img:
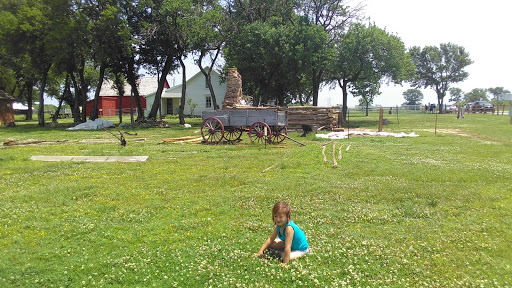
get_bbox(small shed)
[0,90,16,127]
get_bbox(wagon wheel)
[248,121,272,144]
[224,126,243,143]
[201,117,224,144]
[271,126,288,144]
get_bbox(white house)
[145,68,226,117]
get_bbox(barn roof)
[98,77,169,97]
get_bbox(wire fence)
[99,108,140,117]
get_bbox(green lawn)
[1,111,511,287]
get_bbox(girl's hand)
[253,252,263,258]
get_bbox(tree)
[192,0,226,110]
[448,87,464,103]
[402,89,423,105]
[1,0,57,126]
[409,43,473,113]
[488,87,510,115]
[87,2,136,121]
[141,0,192,121]
[297,0,363,106]
[224,16,330,106]
[464,88,488,102]
[351,78,380,116]
[329,23,413,123]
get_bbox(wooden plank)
[30,156,149,162]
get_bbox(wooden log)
[281,134,306,146]
[160,136,200,143]
[332,143,337,167]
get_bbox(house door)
[166,99,173,115]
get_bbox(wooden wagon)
[201,110,287,144]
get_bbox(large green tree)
[448,87,464,103]
[1,0,55,126]
[409,43,473,113]
[329,23,413,123]
[224,16,330,106]
[464,88,488,102]
[402,88,423,105]
[351,77,381,116]
[296,0,363,106]
[141,0,191,121]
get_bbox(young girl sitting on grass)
[254,201,309,264]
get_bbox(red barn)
[85,77,169,117]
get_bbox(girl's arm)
[255,227,278,257]
[281,226,295,264]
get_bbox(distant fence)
[47,109,72,118]
[100,108,140,117]
[350,105,424,113]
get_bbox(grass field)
[1,111,511,287]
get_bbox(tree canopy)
[3,0,492,128]
[409,43,473,113]
[402,88,423,105]
[448,87,464,103]
[224,16,331,106]
[328,23,414,123]
[464,88,488,102]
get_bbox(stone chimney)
[222,67,243,109]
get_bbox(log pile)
[286,106,337,130]
[228,106,338,130]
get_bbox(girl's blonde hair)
[272,201,291,225]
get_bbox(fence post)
[378,108,383,132]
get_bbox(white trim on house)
[145,68,226,117]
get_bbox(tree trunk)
[38,64,52,127]
[148,57,173,120]
[338,78,349,124]
[90,63,106,120]
[115,73,124,124]
[178,57,187,125]
[69,72,82,124]
[127,57,145,121]
[52,74,70,123]
[198,48,221,110]
[78,64,88,123]
[312,68,322,106]
[130,89,134,124]
[438,96,444,114]
[25,82,33,120]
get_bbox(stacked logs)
[286,106,337,130]
[229,106,338,130]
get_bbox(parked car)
[445,105,458,113]
[471,101,494,113]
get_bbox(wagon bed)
[201,109,288,144]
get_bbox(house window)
[206,96,212,108]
